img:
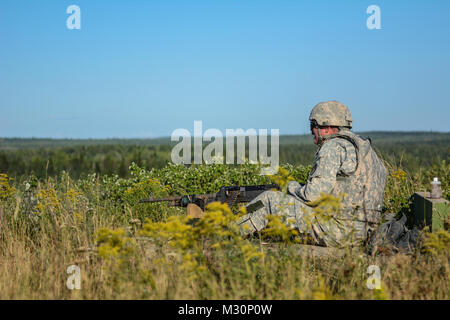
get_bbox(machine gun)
[139,184,280,218]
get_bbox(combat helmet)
[309,101,353,128]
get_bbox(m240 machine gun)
[139,184,280,218]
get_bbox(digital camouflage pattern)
[237,128,387,247]
[309,101,353,128]
[288,130,358,205]
[237,189,370,247]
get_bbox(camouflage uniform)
[237,102,387,247]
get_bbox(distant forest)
[0,131,448,179]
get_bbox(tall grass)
[0,162,448,299]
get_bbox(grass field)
[0,134,448,299]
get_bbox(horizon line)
[1,130,449,141]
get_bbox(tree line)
[0,140,447,179]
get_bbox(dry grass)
[0,162,448,300]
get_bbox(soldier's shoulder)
[322,136,355,151]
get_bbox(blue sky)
[1,0,449,138]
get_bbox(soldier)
[237,101,387,247]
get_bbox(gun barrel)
[139,193,217,206]
[139,196,181,203]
